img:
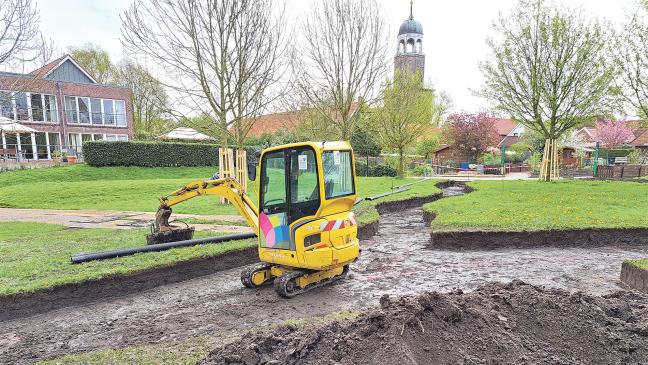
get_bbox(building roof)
[159,127,215,141]
[398,1,423,35]
[29,54,98,84]
[498,135,521,148]
[243,102,361,137]
[245,110,302,138]
[29,54,68,78]
[399,18,423,35]
[490,118,518,136]
[632,128,648,147]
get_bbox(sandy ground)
[0,208,251,233]
[1,186,646,363]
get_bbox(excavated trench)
[2,183,648,364]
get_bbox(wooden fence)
[596,165,648,179]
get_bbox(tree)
[121,0,287,149]
[594,119,635,148]
[351,123,381,167]
[0,0,42,69]
[117,61,170,138]
[0,0,53,98]
[371,71,433,177]
[416,136,440,160]
[443,112,500,163]
[68,43,117,84]
[292,0,389,140]
[479,0,615,179]
[613,5,648,118]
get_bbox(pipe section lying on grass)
[70,232,257,264]
[365,187,410,201]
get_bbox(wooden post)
[219,147,234,204]
[235,149,247,193]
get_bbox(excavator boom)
[148,177,258,245]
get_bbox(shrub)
[627,149,646,165]
[84,141,220,167]
[479,152,500,165]
[355,161,397,177]
[411,165,433,176]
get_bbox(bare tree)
[0,0,42,69]
[479,0,615,180]
[292,0,389,140]
[117,60,170,138]
[614,5,648,118]
[121,0,287,148]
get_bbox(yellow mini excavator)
[150,141,360,298]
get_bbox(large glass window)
[322,150,354,199]
[261,150,286,209]
[31,93,43,121]
[114,100,126,126]
[103,99,114,125]
[78,97,90,124]
[65,96,77,123]
[91,98,102,124]
[44,95,57,122]
[0,91,13,119]
[35,132,47,159]
[48,132,61,155]
[14,93,28,120]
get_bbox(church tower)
[394,1,424,78]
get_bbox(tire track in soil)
[2,185,648,364]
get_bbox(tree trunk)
[398,147,405,177]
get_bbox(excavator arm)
[149,177,259,244]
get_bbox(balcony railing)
[0,107,59,123]
[65,110,127,127]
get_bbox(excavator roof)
[262,141,352,154]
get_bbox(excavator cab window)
[322,150,355,199]
[260,146,321,226]
[288,148,319,222]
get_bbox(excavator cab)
[152,141,359,297]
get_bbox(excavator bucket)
[146,206,195,245]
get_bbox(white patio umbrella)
[0,117,37,133]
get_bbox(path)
[1,186,646,363]
[0,208,251,233]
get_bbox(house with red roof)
[0,54,133,160]
[432,117,525,165]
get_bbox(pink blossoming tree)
[443,112,501,162]
[594,119,635,148]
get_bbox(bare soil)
[2,183,648,364]
[427,227,648,250]
[0,247,258,322]
[200,281,648,365]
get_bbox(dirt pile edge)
[199,281,648,365]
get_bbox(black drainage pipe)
[365,187,410,201]
[71,232,257,264]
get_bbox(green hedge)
[83,141,219,167]
[355,162,398,177]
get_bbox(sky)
[36,0,637,113]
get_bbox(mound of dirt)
[199,280,648,365]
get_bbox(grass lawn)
[424,180,648,232]
[0,164,442,221]
[0,221,255,296]
[37,336,212,365]
[0,165,442,295]
[625,259,648,270]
